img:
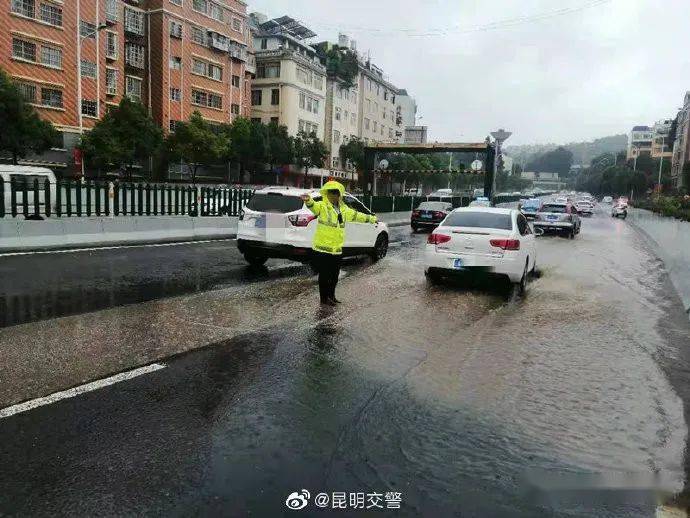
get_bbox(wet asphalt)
[1,208,690,517]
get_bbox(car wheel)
[244,253,267,267]
[411,224,418,232]
[517,260,528,294]
[370,233,389,262]
[569,228,575,239]
[425,269,441,284]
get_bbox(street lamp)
[490,129,512,196]
[76,0,107,177]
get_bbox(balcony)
[208,32,230,52]
[105,0,119,24]
[245,54,256,75]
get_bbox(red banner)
[73,148,83,168]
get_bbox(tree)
[293,131,328,185]
[317,44,359,89]
[80,97,162,179]
[265,121,293,170]
[526,146,573,176]
[165,111,222,184]
[224,117,267,177]
[339,136,366,171]
[0,68,59,164]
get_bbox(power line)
[305,0,613,38]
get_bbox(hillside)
[505,134,628,168]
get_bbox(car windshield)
[540,204,567,213]
[417,202,449,210]
[444,211,513,230]
[522,200,541,208]
[246,193,304,213]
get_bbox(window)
[124,7,144,35]
[189,26,203,45]
[231,104,239,115]
[333,130,340,144]
[299,92,305,109]
[105,0,119,22]
[192,58,206,75]
[40,3,62,26]
[271,88,279,105]
[106,69,117,95]
[169,21,183,38]
[344,110,348,121]
[193,0,207,13]
[306,97,313,112]
[364,118,370,130]
[169,120,180,132]
[209,64,222,81]
[313,74,323,90]
[445,211,513,230]
[125,76,142,101]
[384,90,388,101]
[232,18,242,31]
[169,56,181,69]
[335,107,341,121]
[12,38,36,61]
[373,121,377,132]
[366,99,371,112]
[257,62,280,78]
[208,93,222,109]
[298,120,305,133]
[17,83,36,103]
[231,75,240,87]
[170,87,181,101]
[106,32,118,59]
[270,117,279,124]
[389,128,394,139]
[41,46,62,68]
[208,2,223,21]
[381,125,385,136]
[251,117,261,123]
[191,89,207,106]
[125,43,145,68]
[313,99,319,114]
[80,59,96,78]
[351,113,356,125]
[11,0,34,18]
[81,99,98,117]
[374,101,378,113]
[332,156,339,168]
[80,20,97,38]
[251,90,262,106]
[260,38,267,50]
[41,87,62,107]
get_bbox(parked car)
[236,186,389,266]
[473,188,485,198]
[411,201,453,231]
[428,188,453,198]
[602,196,613,204]
[533,202,581,238]
[468,196,492,208]
[0,165,56,217]
[575,199,595,216]
[424,207,537,292]
[520,198,543,219]
[611,203,628,219]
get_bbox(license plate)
[255,216,266,228]
[422,214,432,219]
[453,258,463,269]
[547,215,558,220]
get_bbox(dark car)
[411,201,453,231]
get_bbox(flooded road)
[1,208,689,516]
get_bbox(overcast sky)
[247,0,690,146]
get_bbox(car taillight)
[433,211,445,218]
[490,238,520,250]
[412,210,420,217]
[239,209,245,221]
[288,214,316,227]
[427,233,451,244]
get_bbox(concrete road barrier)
[0,216,238,252]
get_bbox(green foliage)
[634,196,690,222]
[224,117,268,172]
[0,68,59,164]
[165,111,222,183]
[265,122,293,168]
[293,131,328,177]
[80,97,162,177]
[320,45,359,89]
[339,136,366,171]
[682,162,690,194]
[525,146,573,176]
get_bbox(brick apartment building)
[1,0,253,178]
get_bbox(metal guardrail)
[0,180,254,219]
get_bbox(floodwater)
[1,209,689,517]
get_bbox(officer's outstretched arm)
[301,194,322,216]
[343,205,377,224]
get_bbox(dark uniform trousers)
[312,251,342,302]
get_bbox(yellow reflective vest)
[305,181,377,255]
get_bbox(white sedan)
[424,207,537,291]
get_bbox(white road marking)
[0,239,236,257]
[0,363,167,419]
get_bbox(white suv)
[236,186,389,266]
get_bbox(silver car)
[533,202,581,239]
